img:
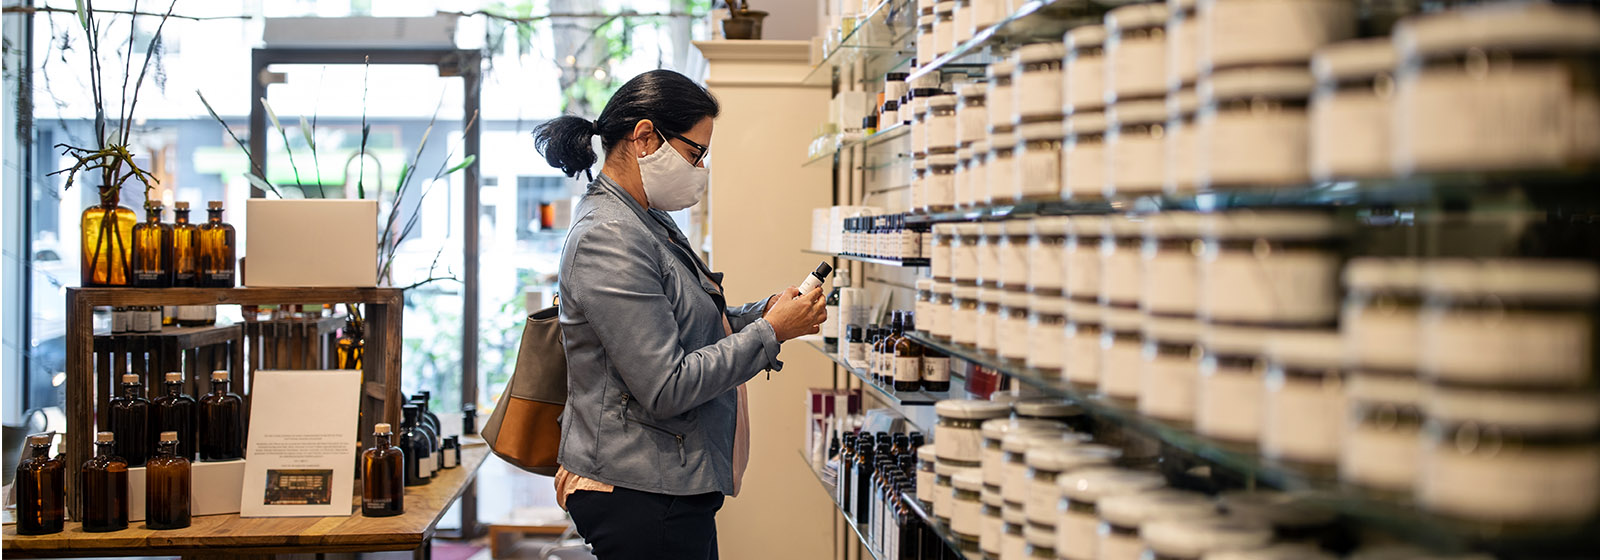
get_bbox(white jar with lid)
[1057,468,1166,560]
[1029,293,1070,375]
[1263,329,1345,466]
[1197,323,1272,444]
[934,2,956,58]
[1199,210,1344,326]
[1024,522,1057,559]
[1341,258,1424,373]
[927,94,959,154]
[988,129,1019,205]
[1066,301,1104,389]
[1140,516,1275,560]
[1001,500,1031,560]
[1066,25,1109,114]
[932,223,957,281]
[1003,431,1089,506]
[1107,2,1169,102]
[1340,373,1421,496]
[1099,490,1218,560]
[958,83,988,148]
[1198,0,1355,71]
[916,443,939,507]
[911,156,930,214]
[954,147,976,210]
[1099,306,1144,402]
[977,288,1004,354]
[1141,315,1203,424]
[1064,110,1109,199]
[1394,3,1600,175]
[1198,66,1316,189]
[977,222,1004,289]
[1310,38,1397,180]
[966,138,990,210]
[1100,215,1143,308]
[1419,384,1600,524]
[936,398,1012,463]
[930,281,956,340]
[1166,0,1200,90]
[972,0,1005,32]
[1165,88,1202,194]
[1421,259,1599,388]
[915,278,937,331]
[1017,121,1065,201]
[983,419,1068,488]
[1024,445,1123,525]
[1141,212,1203,318]
[1204,544,1337,560]
[988,60,1018,134]
[1065,216,1105,302]
[999,220,1031,290]
[982,481,1007,556]
[1029,217,1069,296]
[1015,42,1068,123]
[927,153,958,212]
[910,96,932,157]
[952,222,981,285]
[998,290,1033,363]
[953,285,982,346]
[952,469,986,539]
[938,463,982,525]
[917,14,938,70]
[1108,97,1169,196]
[952,0,974,47]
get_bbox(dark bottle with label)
[362,423,406,517]
[895,479,921,560]
[837,432,857,507]
[401,405,433,487]
[197,370,245,461]
[441,436,460,469]
[170,201,199,287]
[893,312,924,392]
[921,341,952,393]
[823,272,848,350]
[198,201,236,287]
[81,431,129,532]
[882,312,906,385]
[16,433,65,535]
[853,437,876,522]
[131,202,173,287]
[462,404,478,435]
[409,395,441,476]
[146,431,192,530]
[109,373,152,467]
[153,372,197,460]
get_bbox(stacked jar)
[1028,217,1071,376]
[967,138,991,210]
[917,14,937,72]
[951,470,985,552]
[997,220,1033,364]
[986,59,1017,203]
[1140,314,1202,425]
[955,83,987,208]
[1140,516,1276,560]
[934,400,1011,523]
[951,223,983,347]
[1001,431,1086,559]
[980,419,1066,557]
[1140,213,1205,423]
[1338,258,1424,496]
[1097,490,1218,560]
[1262,329,1345,470]
[1055,468,1165,560]
[1064,25,1109,200]
[1106,3,1170,198]
[911,156,930,213]
[1417,259,1600,527]
[1219,491,1339,549]
[1014,42,1068,202]
[929,281,955,342]
[952,0,974,48]
[1164,0,1201,194]
[931,223,956,284]
[971,0,1005,36]
[934,2,957,59]
[1309,39,1396,181]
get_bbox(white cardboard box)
[124,459,247,522]
[263,16,458,49]
[245,199,378,287]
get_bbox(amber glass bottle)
[171,201,199,287]
[16,433,65,535]
[109,373,153,467]
[198,201,236,287]
[362,423,406,517]
[146,431,192,530]
[153,372,198,460]
[198,370,245,461]
[131,202,173,287]
[81,431,130,532]
[337,316,365,370]
[892,312,923,392]
[81,185,137,286]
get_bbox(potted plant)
[722,0,768,40]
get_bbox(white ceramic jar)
[1341,258,1424,373]
[917,14,938,71]
[952,469,986,539]
[911,156,930,213]
[1015,42,1068,123]
[1164,88,1202,194]
[982,480,1007,557]
[1310,38,1397,180]
[1108,97,1169,196]
[1198,0,1355,71]
[954,147,975,211]
[952,222,981,285]
[1140,315,1203,424]
[1166,0,1200,90]
[910,96,932,158]
[927,153,959,212]
[997,220,1031,290]
[1024,445,1123,526]
[1029,217,1069,297]
[977,287,1004,354]
[998,290,1033,363]
[1420,259,1599,388]
[988,130,1019,205]
[988,60,1018,134]
[936,399,1014,464]
[1198,66,1316,189]
[1066,300,1104,389]
[1098,490,1218,560]
[1003,431,1089,507]
[931,223,957,281]
[982,419,1069,488]
[1197,323,1272,444]
[1100,215,1143,308]
[1339,372,1422,495]
[934,2,957,57]
[927,94,959,154]
[953,285,982,346]
[1140,212,1203,318]
[1066,216,1106,303]
[978,222,1004,289]
[1056,468,1166,560]
[1001,500,1031,560]
[958,83,989,149]
[967,138,991,209]
[1066,25,1109,114]
[1140,516,1275,560]
[1107,2,1169,102]
[1099,305,1144,402]
[1262,329,1346,466]
[1064,110,1109,199]
[1017,121,1066,201]
[1029,293,1070,375]
[952,0,974,48]
[916,443,940,507]
[1199,210,1344,326]
[1025,522,1059,559]
[972,0,1006,35]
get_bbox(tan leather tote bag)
[481,305,565,476]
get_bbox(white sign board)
[239,370,361,518]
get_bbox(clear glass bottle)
[131,202,173,287]
[146,431,192,530]
[16,433,65,535]
[109,373,153,466]
[363,422,406,517]
[153,371,198,461]
[198,201,237,287]
[401,405,433,486]
[81,185,137,287]
[170,201,200,287]
[81,431,130,532]
[198,370,245,461]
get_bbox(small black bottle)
[400,405,433,487]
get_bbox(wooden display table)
[2,444,487,558]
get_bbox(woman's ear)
[630,119,657,157]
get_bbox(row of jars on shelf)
[908,210,1600,528]
[887,0,1598,212]
[82,193,237,288]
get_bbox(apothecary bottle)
[198,200,237,287]
[893,313,924,392]
[81,431,129,532]
[131,202,173,287]
[170,201,200,286]
[363,423,406,517]
[153,371,197,460]
[81,184,137,287]
[401,405,434,486]
[198,370,246,461]
[16,433,65,535]
[146,431,192,530]
[109,372,153,466]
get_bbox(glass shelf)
[803,248,930,268]
[798,451,886,560]
[902,489,986,560]
[905,0,1112,84]
[805,339,945,406]
[804,123,913,169]
[804,0,919,87]
[799,451,980,560]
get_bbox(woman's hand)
[765,286,828,342]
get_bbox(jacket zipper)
[621,394,687,466]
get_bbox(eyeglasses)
[659,130,709,167]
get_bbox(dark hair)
[532,69,720,179]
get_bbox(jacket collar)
[591,173,726,289]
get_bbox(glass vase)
[81,185,137,287]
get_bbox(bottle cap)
[813,261,834,279]
[208,200,224,210]
[27,433,54,446]
[374,423,393,435]
[165,372,183,383]
[175,201,190,210]
[211,370,229,381]
[96,431,115,443]
[160,431,179,442]
[122,373,140,384]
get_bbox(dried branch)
[2,4,250,21]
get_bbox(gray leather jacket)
[556,173,783,496]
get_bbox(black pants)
[566,487,724,560]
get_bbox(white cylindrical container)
[1016,42,1068,122]
[915,278,937,334]
[1108,97,1169,196]
[917,444,940,507]
[958,83,989,148]
[988,130,1019,205]
[1066,215,1105,303]
[954,147,975,212]
[953,0,974,47]
[1024,445,1123,526]
[934,2,957,57]
[1100,215,1143,308]
[1056,468,1166,560]
[998,290,1033,363]
[1166,0,1201,91]
[1066,25,1109,114]
[988,60,1017,134]
[952,469,986,539]
[928,94,959,154]
[1001,501,1031,560]
[1339,372,1421,495]
[1420,259,1599,388]
[983,419,1069,488]
[1107,2,1169,102]
[966,138,991,209]
[1217,491,1338,547]
[1164,88,1202,194]
[1024,521,1058,559]
[1341,258,1424,373]
[982,481,1008,556]
[1098,490,1218,560]
[1393,3,1600,175]
[972,0,1005,32]
[1199,0,1356,71]
[1029,217,1069,296]
[1197,323,1272,445]
[1016,399,1083,426]
[927,153,958,212]
[1140,516,1275,560]
[977,287,1004,354]
[978,222,1004,289]
[1199,65,1316,189]
[1140,315,1203,424]
[932,223,957,281]
[1066,301,1104,389]
[911,156,930,214]
[935,399,1013,463]
[1029,293,1070,375]
[1003,431,1090,507]
[1199,210,1344,326]
[952,222,982,286]
[1310,38,1397,180]
[1064,110,1109,200]
[1141,212,1203,318]
[1263,329,1345,466]
[1017,121,1066,201]
[1099,305,1143,402]
[917,14,937,71]
[910,96,932,158]
[953,285,982,346]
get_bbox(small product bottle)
[463,404,478,435]
[823,270,851,350]
[410,395,442,476]
[846,325,867,370]
[112,306,130,334]
[922,341,951,393]
[893,313,924,392]
[16,433,65,535]
[198,200,237,287]
[129,304,152,334]
[401,405,433,486]
[81,431,130,532]
[799,261,834,294]
[146,431,192,530]
[170,201,200,287]
[879,314,906,386]
[109,373,153,466]
[198,370,246,461]
[153,371,198,460]
[442,435,461,469]
[362,423,406,517]
[131,202,173,287]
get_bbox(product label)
[847,342,865,369]
[1001,243,1029,286]
[112,310,129,333]
[365,498,393,508]
[134,271,164,282]
[1027,240,1065,290]
[1018,70,1064,119]
[130,310,151,333]
[1068,56,1105,111]
[903,232,922,259]
[418,460,431,479]
[923,357,951,382]
[1402,65,1581,172]
[987,155,1014,204]
[822,305,840,340]
[928,173,954,208]
[895,357,922,383]
[444,453,458,469]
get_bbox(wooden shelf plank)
[69,287,403,307]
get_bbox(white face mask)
[637,131,708,211]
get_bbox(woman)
[533,69,827,559]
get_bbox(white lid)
[1025,443,1121,471]
[988,59,1017,77]
[1169,87,1201,115]
[973,138,991,153]
[959,83,987,99]
[919,14,936,25]
[1002,290,1031,308]
[1312,38,1397,82]
[1068,110,1108,134]
[954,469,984,491]
[1201,210,1343,240]
[917,278,935,291]
[1013,398,1082,419]
[1218,491,1338,528]
[1067,301,1103,323]
[1024,522,1056,547]
[1068,215,1107,236]
[1018,41,1068,63]
[954,285,981,299]
[1099,489,1219,527]
[1113,98,1168,125]
[1058,467,1166,502]
[929,153,959,167]
[1346,373,1422,407]
[1202,323,1274,356]
[1267,329,1344,370]
[1141,516,1275,557]
[1019,120,1064,141]
[918,443,940,462]
[1144,212,1205,239]
[956,147,974,160]
[1002,429,1085,453]
[1421,258,1600,301]
[1144,316,1203,343]
[1002,220,1032,236]
[979,222,1005,237]
[1343,258,1425,293]
[1203,544,1338,560]
[1107,2,1169,32]
[979,287,1004,304]
[1031,216,1071,237]
[1067,24,1107,49]
[1101,306,1143,331]
[953,222,982,236]
[1205,66,1316,101]
[1425,384,1600,432]
[122,373,140,384]
[931,281,954,295]
[929,94,958,109]
[1396,2,1600,57]
[982,417,1070,440]
[1105,215,1143,237]
[936,398,1014,420]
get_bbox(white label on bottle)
[822,305,840,340]
[131,310,151,333]
[444,451,458,469]
[923,357,951,382]
[848,342,866,368]
[895,357,922,383]
[418,458,431,479]
[112,309,129,333]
